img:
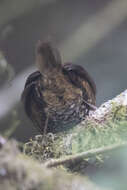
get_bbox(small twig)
[83,100,97,110]
[45,142,127,168]
[43,113,49,136]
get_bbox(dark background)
[0,0,127,141]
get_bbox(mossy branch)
[0,140,102,190]
[24,89,127,172]
[45,142,127,168]
[1,90,127,190]
[87,89,127,123]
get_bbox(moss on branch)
[24,90,127,172]
[0,140,101,190]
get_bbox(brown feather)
[21,41,96,133]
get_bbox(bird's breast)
[45,97,88,133]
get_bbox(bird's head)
[36,41,62,75]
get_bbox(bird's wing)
[21,71,42,118]
[24,71,41,88]
[62,63,96,107]
[21,70,46,133]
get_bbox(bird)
[21,41,96,134]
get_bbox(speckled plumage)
[21,42,96,133]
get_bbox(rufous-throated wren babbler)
[21,41,96,134]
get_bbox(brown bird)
[21,41,96,134]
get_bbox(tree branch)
[45,142,127,168]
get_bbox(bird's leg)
[83,100,97,111]
[42,112,49,144]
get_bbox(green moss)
[0,140,99,190]
[71,120,127,154]
[23,105,127,172]
[71,103,127,154]
[111,103,127,121]
[24,118,127,164]
[24,133,66,162]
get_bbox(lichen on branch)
[0,139,101,190]
[24,90,127,173]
